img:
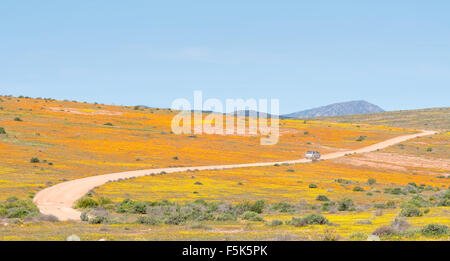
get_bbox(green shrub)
[335,179,352,184]
[116,199,147,214]
[30,157,40,163]
[290,217,307,227]
[136,216,160,225]
[309,184,318,188]
[0,198,39,219]
[89,216,109,224]
[436,190,450,206]
[350,232,368,241]
[421,224,448,236]
[316,195,329,201]
[337,198,354,211]
[7,207,33,218]
[235,201,252,214]
[400,205,423,217]
[353,186,364,192]
[165,212,187,225]
[356,136,366,141]
[80,212,89,222]
[132,202,147,214]
[404,195,428,208]
[301,213,329,225]
[0,127,6,134]
[271,202,294,213]
[74,197,99,209]
[216,212,237,221]
[321,202,332,211]
[385,187,405,195]
[14,117,22,122]
[241,211,264,221]
[367,178,376,185]
[97,196,114,209]
[270,220,283,226]
[250,200,265,214]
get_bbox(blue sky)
[1,0,449,114]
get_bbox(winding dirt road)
[33,130,436,221]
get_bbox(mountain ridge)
[283,100,384,118]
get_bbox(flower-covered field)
[0,95,448,241]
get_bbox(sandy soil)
[335,151,450,173]
[33,130,437,221]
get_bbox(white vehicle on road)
[305,150,321,160]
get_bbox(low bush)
[269,220,283,226]
[89,216,109,224]
[74,197,99,209]
[80,212,89,222]
[0,127,6,134]
[215,212,237,221]
[0,198,39,219]
[271,202,294,213]
[250,200,265,214]
[350,232,368,241]
[241,211,264,222]
[372,225,396,236]
[356,136,366,141]
[335,179,352,184]
[30,157,40,163]
[321,228,340,241]
[290,217,307,227]
[367,178,376,185]
[116,199,147,214]
[309,184,318,188]
[353,186,364,192]
[337,198,354,211]
[404,195,428,208]
[321,202,332,212]
[384,187,406,195]
[235,201,265,214]
[301,213,329,225]
[316,195,329,201]
[290,214,328,226]
[421,224,448,236]
[400,205,423,217]
[136,216,160,225]
[165,212,187,225]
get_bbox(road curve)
[33,130,437,221]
